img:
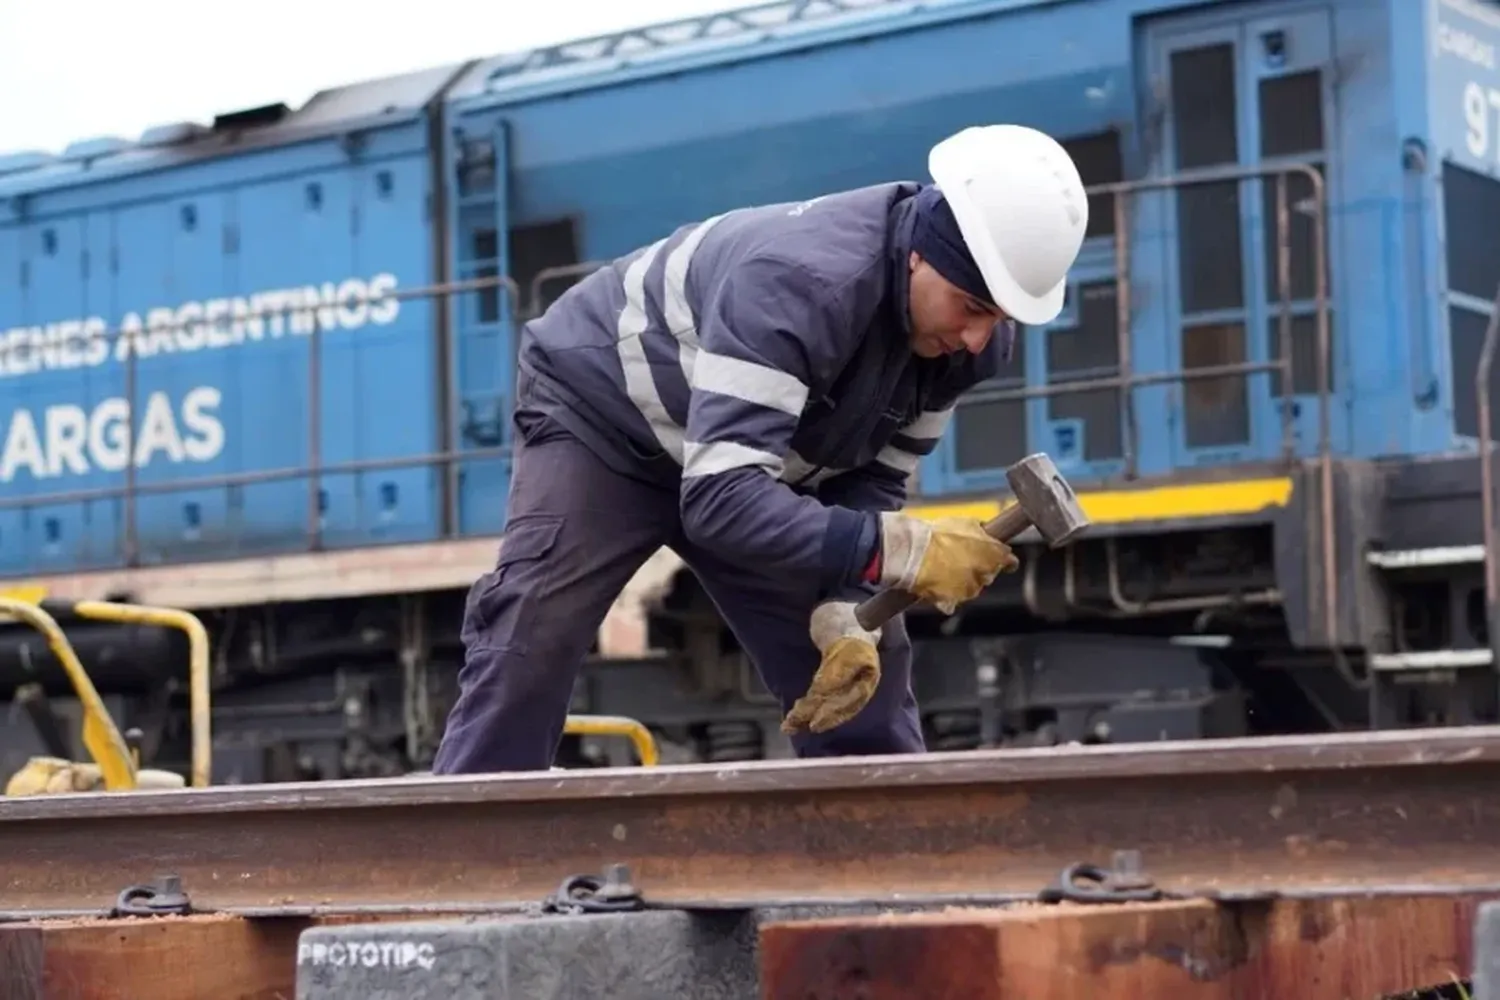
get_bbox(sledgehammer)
[853,451,1090,631]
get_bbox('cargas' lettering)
[0,386,224,483]
[0,272,400,380]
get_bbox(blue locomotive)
[0,0,1496,778]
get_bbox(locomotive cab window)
[1445,161,1500,440]
[953,322,1029,473]
[466,220,581,324]
[511,219,583,318]
[1161,16,1335,459]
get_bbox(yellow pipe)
[63,601,213,789]
[0,598,137,791]
[563,714,660,767]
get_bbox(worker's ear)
[909,250,922,273]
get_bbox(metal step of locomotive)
[1350,452,1500,728]
[1366,545,1485,570]
[1364,451,1497,671]
[1367,647,1493,670]
[1365,546,1493,670]
[1365,545,1492,670]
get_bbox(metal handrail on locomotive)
[1,0,1497,781]
[0,597,208,794]
[0,593,659,791]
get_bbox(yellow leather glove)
[781,601,882,735]
[877,512,1020,614]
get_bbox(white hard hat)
[928,124,1089,326]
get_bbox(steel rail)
[3,726,1500,918]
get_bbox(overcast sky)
[0,0,744,155]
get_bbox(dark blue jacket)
[515,181,1007,597]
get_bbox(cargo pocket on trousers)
[462,514,564,654]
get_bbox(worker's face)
[906,251,1010,358]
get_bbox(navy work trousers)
[430,409,925,774]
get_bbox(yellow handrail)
[0,597,212,788]
[0,598,137,791]
[59,601,213,788]
[563,714,660,766]
[2,593,645,781]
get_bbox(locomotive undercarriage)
[7,507,1460,784]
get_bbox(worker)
[432,124,1089,774]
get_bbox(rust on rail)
[2,727,1499,917]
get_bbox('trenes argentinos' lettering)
[0,272,400,379]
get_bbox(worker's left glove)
[781,600,882,735]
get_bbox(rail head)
[2,725,1498,823]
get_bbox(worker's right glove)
[877,512,1020,615]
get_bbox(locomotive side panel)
[0,80,452,577]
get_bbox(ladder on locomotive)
[1363,282,1500,723]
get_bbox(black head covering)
[909,184,1017,360]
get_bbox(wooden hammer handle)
[853,504,1033,632]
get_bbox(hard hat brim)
[928,149,1068,328]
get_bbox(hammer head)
[1005,452,1090,547]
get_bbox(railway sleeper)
[5,882,1500,998]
